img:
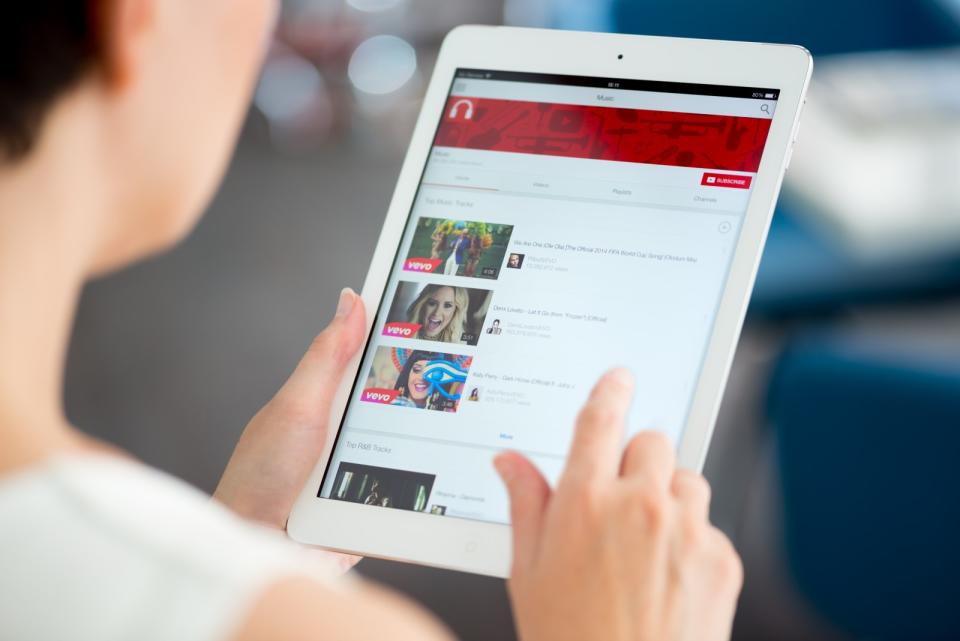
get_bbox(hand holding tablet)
[288,26,811,576]
[500,369,741,641]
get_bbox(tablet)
[288,26,811,577]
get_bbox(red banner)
[437,96,770,172]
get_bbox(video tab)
[403,217,514,279]
[361,346,473,412]
[383,281,492,346]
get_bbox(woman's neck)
[0,98,109,471]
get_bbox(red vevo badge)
[362,388,399,404]
[403,257,442,273]
[701,173,752,189]
[382,322,421,338]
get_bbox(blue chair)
[612,0,960,55]
[767,333,960,640]
[608,0,960,319]
[749,200,960,319]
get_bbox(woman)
[392,351,437,409]
[390,350,468,412]
[362,481,382,506]
[406,285,468,344]
[464,232,482,277]
[0,3,743,641]
[429,224,446,260]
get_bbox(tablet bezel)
[288,26,812,578]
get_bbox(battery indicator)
[764,92,776,99]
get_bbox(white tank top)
[0,455,344,641]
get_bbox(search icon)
[760,103,771,115]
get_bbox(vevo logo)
[406,261,435,271]
[382,322,421,338]
[362,388,399,404]
[701,173,752,189]
[403,258,442,273]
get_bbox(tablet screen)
[319,69,779,523]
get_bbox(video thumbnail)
[403,218,514,279]
[382,281,492,346]
[361,346,473,412]
[329,462,435,512]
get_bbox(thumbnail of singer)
[403,218,514,279]
[329,462,435,512]
[361,346,473,412]
[382,281,492,346]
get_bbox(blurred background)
[66,1,960,639]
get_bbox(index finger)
[559,368,634,490]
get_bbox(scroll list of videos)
[329,209,704,519]
[330,217,525,518]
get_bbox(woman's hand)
[495,369,743,641]
[215,288,366,572]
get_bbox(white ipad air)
[288,26,812,577]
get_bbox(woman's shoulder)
[0,454,342,641]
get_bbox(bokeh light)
[347,35,418,96]
[346,0,406,12]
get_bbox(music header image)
[361,346,473,412]
[436,96,772,173]
[329,462,435,512]
[403,217,514,279]
[382,281,492,346]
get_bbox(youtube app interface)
[319,69,778,523]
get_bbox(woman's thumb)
[278,288,366,413]
[495,452,551,571]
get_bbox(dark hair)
[1,3,100,161]
[394,350,442,401]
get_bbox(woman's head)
[2,0,277,273]
[407,285,468,343]
[395,350,442,407]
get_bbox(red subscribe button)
[701,173,752,189]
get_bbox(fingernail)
[336,288,356,318]
[493,454,514,482]
[609,367,633,386]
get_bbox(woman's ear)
[97,0,156,90]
